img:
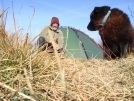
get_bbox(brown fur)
[87,6,134,59]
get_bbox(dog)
[87,6,134,59]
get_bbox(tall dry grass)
[0,5,134,101]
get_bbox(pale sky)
[1,0,134,44]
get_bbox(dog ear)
[94,7,101,13]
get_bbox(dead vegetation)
[0,49,134,101]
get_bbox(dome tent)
[59,26,104,59]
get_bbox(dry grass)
[0,47,134,101]
[0,6,134,101]
[0,28,134,101]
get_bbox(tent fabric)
[59,26,104,59]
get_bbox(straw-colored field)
[0,25,134,101]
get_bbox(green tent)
[59,26,104,59]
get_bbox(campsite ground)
[0,37,134,101]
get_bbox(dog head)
[87,6,111,31]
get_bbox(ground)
[0,48,134,101]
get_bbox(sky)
[1,0,134,44]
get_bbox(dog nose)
[87,25,89,30]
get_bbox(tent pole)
[72,28,89,59]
